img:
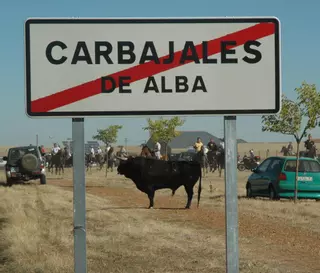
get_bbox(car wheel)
[269,186,277,200]
[21,154,38,172]
[246,183,253,198]
[40,174,47,185]
[238,164,246,172]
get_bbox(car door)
[260,158,284,194]
[250,158,273,194]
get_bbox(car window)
[257,158,272,172]
[284,160,320,173]
[267,159,283,173]
[8,147,39,160]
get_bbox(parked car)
[246,156,320,200]
[0,156,7,169]
[3,146,47,186]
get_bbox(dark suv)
[3,146,47,186]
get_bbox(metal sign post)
[72,118,87,273]
[224,116,239,273]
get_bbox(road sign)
[25,17,281,117]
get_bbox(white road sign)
[25,17,281,117]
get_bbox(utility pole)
[124,138,128,151]
[36,134,39,147]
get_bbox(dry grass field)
[1,166,320,273]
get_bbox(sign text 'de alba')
[25,17,281,117]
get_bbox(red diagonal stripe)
[31,22,275,113]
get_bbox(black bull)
[117,156,202,209]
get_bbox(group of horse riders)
[139,136,225,168]
[86,145,129,171]
[192,137,225,173]
[281,134,317,158]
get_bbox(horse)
[107,147,116,172]
[206,150,218,173]
[280,146,288,156]
[281,145,295,156]
[140,145,155,158]
[95,152,105,171]
[215,146,225,177]
[306,143,317,158]
[85,153,95,172]
[49,149,66,175]
[194,146,209,177]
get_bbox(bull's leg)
[184,185,194,209]
[147,190,155,209]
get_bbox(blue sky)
[1,0,320,146]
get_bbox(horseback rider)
[207,138,218,152]
[193,137,203,153]
[305,134,317,158]
[249,149,255,160]
[64,146,71,158]
[287,141,293,155]
[52,143,60,155]
[119,146,128,157]
[305,134,313,152]
[97,146,102,155]
[154,140,161,159]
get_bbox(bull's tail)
[197,163,202,208]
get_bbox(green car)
[246,156,320,200]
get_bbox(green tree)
[261,81,320,203]
[93,125,123,146]
[143,117,185,159]
[93,125,123,176]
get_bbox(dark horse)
[49,149,66,175]
[85,153,95,172]
[206,150,218,173]
[280,146,295,156]
[140,145,155,158]
[106,147,116,172]
[215,146,225,177]
[194,146,208,177]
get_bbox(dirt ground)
[0,167,320,273]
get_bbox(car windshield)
[8,147,38,163]
[284,160,320,173]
